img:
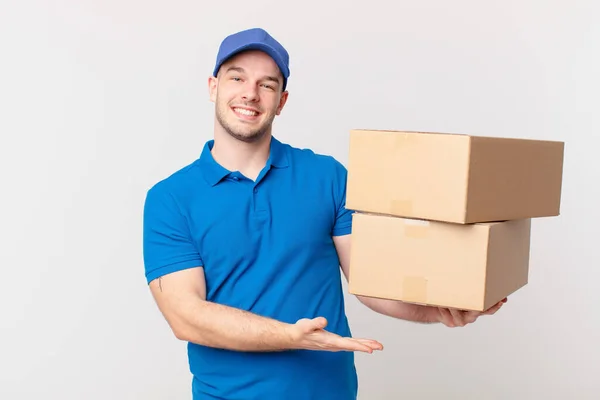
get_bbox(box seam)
[463,136,473,223]
[483,224,492,311]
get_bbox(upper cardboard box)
[346,129,565,224]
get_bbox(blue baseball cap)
[213,28,290,90]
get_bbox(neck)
[211,124,272,181]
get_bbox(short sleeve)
[143,184,203,284]
[331,158,355,237]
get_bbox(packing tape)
[403,219,430,238]
[402,276,428,304]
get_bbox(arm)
[326,159,441,323]
[150,267,381,353]
[148,267,297,351]
[143,184,380,353]
[328,159,503,327]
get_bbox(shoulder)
[282,140,348,176]
[277,140,349,206]
[144,159,202,211]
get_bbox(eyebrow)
[225,66,245,74]
[225,66,280,85]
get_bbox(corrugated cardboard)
[348,212,532,311]
[346,129,565,224]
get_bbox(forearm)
[168,296,295,352]
[357,295,441,323]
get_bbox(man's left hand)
[436,298,507,328]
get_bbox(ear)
[208,76,218,103]
[275,91,289,116]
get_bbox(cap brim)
[213,42,289,82]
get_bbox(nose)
[241,82,259,102]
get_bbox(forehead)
[221,50,281,77]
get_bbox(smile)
[233,107,259,117]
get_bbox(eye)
[231,77,242,81]
[261,84,275,90]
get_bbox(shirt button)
[253,188,258,193]
[232,176,239,181]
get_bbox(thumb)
[295,316,328,333]
[310,316,328,330]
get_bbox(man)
[142,27,506,400]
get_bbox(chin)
[228,129,267,143]
[216,109,271,143]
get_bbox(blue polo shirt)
[143,136,358,399]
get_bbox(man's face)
[209,50,288,143]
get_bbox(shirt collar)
[198,136,289,186]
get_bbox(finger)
[483,301,504,315]
[482,302,504,315]
[438,307,452,327]
[354,338,384,351]
[331,335,383,353]
[438,308,454,327]
[334,337,376,353]
[448,308,467,327]
[463,310,481,324]
[305,330,375,353]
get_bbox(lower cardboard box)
[348,212,532,312]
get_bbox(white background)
[1,1,598,399]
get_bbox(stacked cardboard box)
[345,129,565,311]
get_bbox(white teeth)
[234,108,257,116]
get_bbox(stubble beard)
[215,100,275,144]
